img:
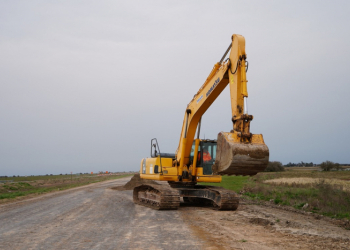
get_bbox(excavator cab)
[190,140,217,175]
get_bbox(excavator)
[133,34,269,210]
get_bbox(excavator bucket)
[213,132,269,176]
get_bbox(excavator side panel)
[139,157,179,182]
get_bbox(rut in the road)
[111,174,159,191]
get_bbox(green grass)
[199,175,249,192]
[243,173,350,220]
[0,173,104,182]
[0,174,132,200]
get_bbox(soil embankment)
[181,198,350,249]
[111,173,158,190]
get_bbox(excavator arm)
[176,34,269,177]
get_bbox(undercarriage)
[133,183,239,210]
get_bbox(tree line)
[265,160,346,172]
[284,161,315,167]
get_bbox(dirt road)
[1,177,349,249]
[0,178,203,249]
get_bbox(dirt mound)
[249,217,272,226]
[111,174,159,191]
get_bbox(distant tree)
[265,161,285,172]
[320,161,340,171]
[334,163,342,170]
[285,162,295,167]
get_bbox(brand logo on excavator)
[206,77,220,97]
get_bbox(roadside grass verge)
[0,173,124,182]
[0,174,132,200]
[199,175,249,192]
[243,173,350,220]
[198,170,350,221]
[259,170,350,181]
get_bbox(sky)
[1,1,350,176]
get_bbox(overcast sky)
[1,1,350,176]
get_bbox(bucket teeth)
[213,132,269,176]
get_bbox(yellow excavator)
[133,34,269,210]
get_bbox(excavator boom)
[176,34,269,177]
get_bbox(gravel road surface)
[0,177,203,250]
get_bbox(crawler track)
[205,186,239,210]
[133,184,180,210]
[179,185,239,210]
[133,184,239,210]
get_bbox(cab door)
[189,141,217,175]
[201,142,217,175]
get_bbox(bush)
[265,161,285,172]
[320,161,341,171]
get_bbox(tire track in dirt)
[180,200,350,250]
[0,178,206,250]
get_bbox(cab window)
[201,142,217,175]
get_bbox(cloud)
[0,1,350,175]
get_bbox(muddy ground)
[0,177,349,249]
[181,200,350,250]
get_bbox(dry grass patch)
[259,169,350,181]
[264,177,350,192]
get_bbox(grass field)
[257,168,350,180]
[264,177,350,191]
[0,174,133,201]
[244,168,350,220]
[200,167,350,220]
[0,173,114,182]
[199,175,249,192]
